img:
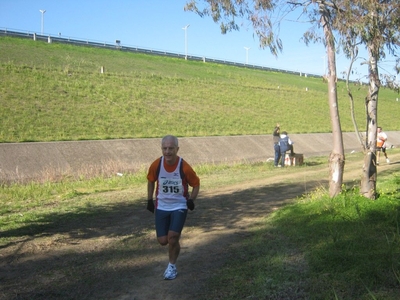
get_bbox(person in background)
[279,131,294,167]
[146,135,200,280]
[376,126,390,164]
[273,123,281,167]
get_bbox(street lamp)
[39,9,46,35]
[182,24,190,60]
[244,47,250,64]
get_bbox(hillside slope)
[0,36,399,143]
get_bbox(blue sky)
[1,0,394,80]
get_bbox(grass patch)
[202,171,400,299]
[1,36,399,142]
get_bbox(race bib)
[160,178,183,195]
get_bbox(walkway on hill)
[0,132,399,183]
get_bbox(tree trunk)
[321,6,345,197]
[360,46,379,199]
[345,43,365,149]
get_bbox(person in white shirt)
[146,135,200,280]
[376,127,390,164]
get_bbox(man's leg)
[377,149,381,164]
[274,144,280,166]
[383,148,389,162]
[281,151,286,167]
[167,231,181,264]
[277,150,281,167]
[162,209,187,279]
[157,232,180,280]
[156,210,170,246]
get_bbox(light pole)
[39,9,46,35]
[182,24,190,60]
[244,47,250,64]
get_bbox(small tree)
[316,1,345,196]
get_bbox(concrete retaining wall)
[0,132,399,183]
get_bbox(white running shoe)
[164,264,177,280]
[386,158,390,163]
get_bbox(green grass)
[201,169,400,300]
[0,36,399,142]
[0,172,145,239]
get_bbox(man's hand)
[187,199,195,211]
[147,199,155,213]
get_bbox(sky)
[0,0,396,81]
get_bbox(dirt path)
[1,154,399,300]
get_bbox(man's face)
[161,139,179,165]
[378,128,382,133]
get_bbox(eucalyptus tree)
[185,0,346,197]
[333,0,400,199]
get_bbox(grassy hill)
[0,36,398,143]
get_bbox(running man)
[146,135,200,280]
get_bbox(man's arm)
[190,185,200,200]
[147,181,155,199]
[186,185,200,211]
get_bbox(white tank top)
[157,157,187,211]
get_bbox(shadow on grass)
[303,161,325,167]
[0,202,144,243]
[0,178,323,300]
[1,171,398,300]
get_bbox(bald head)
[161,135,179,165]
[161,135,179,147]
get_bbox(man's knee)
[157,236,168,246]
[168,232,180,244]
